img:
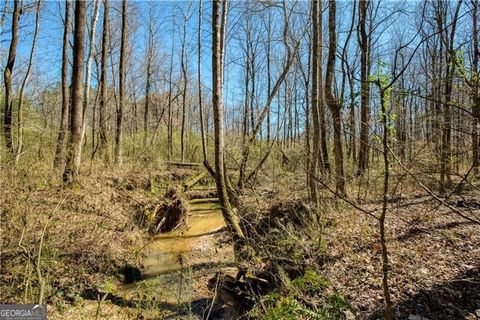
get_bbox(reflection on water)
[143,204,225,275]
[119,201,229,308]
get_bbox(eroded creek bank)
[50,168,244,319]
[118,170,239,319]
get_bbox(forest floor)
[321,195,480,319]
[237,169,480,320]
[1,162,479,319]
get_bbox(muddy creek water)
[143,202,226,275]
[120,201,234,309]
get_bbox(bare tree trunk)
[326,0,345,196]
[144,32,153,149]
[99,0,110,163]
[377,81,393,320]
[249,35,256,143]
[212,0,245,242]
[167,41,174,161]
[348,69,356,162]
[339,0,356,164]
[299,45,312,200]
[238,17,252,191]
[15,0,41,165]
[180,11,188,163]
[115,0,127,166]
[80,0,100,152]
[440,0,462,194]
[357,0,370,175]
[3,0,21,153]
[54,0,71,167]
[310,0,321,207]
[91,56,101,159]
[266,10,272,143]
[63,0,86,183]
[471,0,479,174]
[198,0,208,164]
[318,0,330,172]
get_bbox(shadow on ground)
[368,267,480,319]
[396,220,476,242]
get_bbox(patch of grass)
[292,269,330,295]
[252,291,354,320]
[264,296,302,320]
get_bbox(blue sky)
[3,0,471,132]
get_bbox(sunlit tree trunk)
[471,0,479,174]
[15,0,41,165]
[115,0,127,166]
[310,0,321,207]
[144,29,153,148]
[348,70,356,162]
[318,0,330,172]
[357,0,370,175]
[54,1,71,167]
[326,0,345,196]
[180,10,188,162]
[167,20,175,161]
[198,0,208,164]
[3,0,21,154]
[63,0,86,183]
[99,0,110,163]
[212,0,245,242]
[80,0,100,154]
[439,0,462,194]
[266,11,272,143]
[376,81,393,320]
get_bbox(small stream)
[118,199,235,316]
[143,202,226,275]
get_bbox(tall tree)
[80,0,101,152]
[318,0,330,171]
[99,0,110,162]
[212,0,245,242]
[198,0,208,164]
[471,0,480,173]
[375,78,394,320]
[357,0,370,175]
[326,0,345,196]
[437,0,462,194]
[15,0,41,164]
[63,0,86,183]
[115,0,128,165]
[180,5,192,162]
[167,23,175,161]
[265,10,272,143]
[53,0,71,167]
[309,0,321,207]
[339,1,356,163]
[3,0,21,153]
[143,9,155,148]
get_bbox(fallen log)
[182,171,208,191]
[186,188,217,200]
[189,197,219,204]
[166,161,203,168]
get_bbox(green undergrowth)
[249,269,354,320]
[239,195,355,320]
